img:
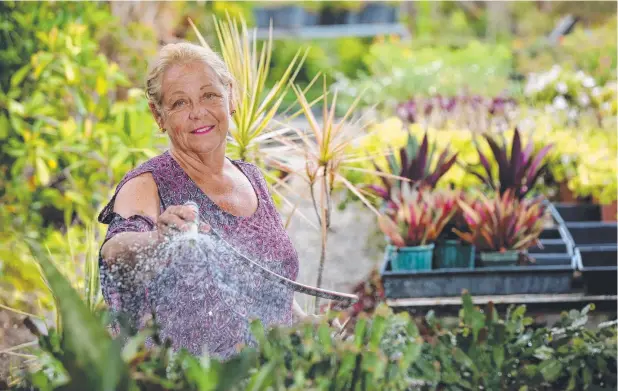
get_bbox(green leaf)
[110,148,130,169]
[369,315,386,349]
[11,64,31,88]
[492,345,505,369]
[452,347,478,374]
[65,190,87,206]
[183,355,218,391]
[0,113,9,139]
[246,360,276,391]
[533,346,555,361]
[582,366,592,386]
[36,157,50,186]
[539,359,563,382]
[8,99,26,116]
[32,52,54,79]
[25,238,132,391]
[62,56,76,83]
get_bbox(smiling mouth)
[191,125,215,134]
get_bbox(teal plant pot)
[387,243,435,271]
[480,250,523,267]
[434,240,475,269]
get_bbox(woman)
[99,42,327,358]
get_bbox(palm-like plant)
[189,14,307,163]
[189,14,322,228]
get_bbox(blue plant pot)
[345,10,361,24]
[434,240,475,269]
[480,250,521,267]
[360,3,397,24]
[253,8,272,28]
[304,11,319,26]
[388,243,435,271]
[274,5,305,28]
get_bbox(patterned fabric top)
[98,150,299,358]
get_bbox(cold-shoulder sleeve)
[97,170,160,335]
[98,171,159,247]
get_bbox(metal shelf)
[251,23,411,41]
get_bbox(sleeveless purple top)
[98,151,299,358]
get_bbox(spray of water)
[100,201,356,358]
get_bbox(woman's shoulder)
[118,151,174,184]
[98,151,171,223]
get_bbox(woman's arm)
[101,173,161,265]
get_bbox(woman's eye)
[204,93,216,99]
[172,100,186,108]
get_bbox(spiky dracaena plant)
[189,14,324,228]
[190,14,306,163]
[269,76,405,311]
[454,190,547,252]
[468,127,553,200]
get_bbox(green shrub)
[8,240,617,391]
[0,2,164,310]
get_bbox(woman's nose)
[188,102,209,120]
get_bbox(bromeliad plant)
[468,127,553,200]
[453,189,547,254]
[378,184,456,248]
[367,131,458,205]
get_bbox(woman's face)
[155,60,234,155]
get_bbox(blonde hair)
[145,42,234,110]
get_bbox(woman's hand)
[156,205,211,242]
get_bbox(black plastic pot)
[319,7,360,25]
[359,3,397,23]
[555,203,601,222]
[566,222,617,246]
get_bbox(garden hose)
[183,201,359,310]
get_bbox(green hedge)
[8,243,617,390]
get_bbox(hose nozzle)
[184,201,200,235]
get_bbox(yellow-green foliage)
[0,5,164,310]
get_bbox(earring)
[230,110,236,115]
[159,127,166,133]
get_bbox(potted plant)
[454,190,548,267]
[378,184,455,271]
[366,131,458,209]
[433,189,476,269]
[467,127,553,200]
